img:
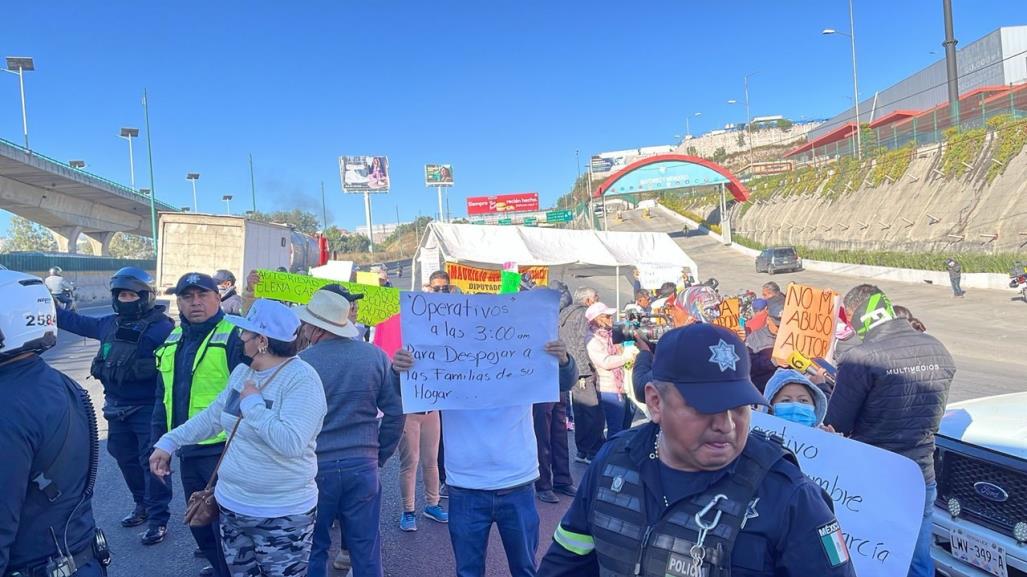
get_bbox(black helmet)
[49,266,63,276]
[212,269,236,285]
[110,266,156,319]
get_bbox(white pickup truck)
[931,392,1027,577]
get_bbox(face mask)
[773,402,817,427]
[218,286,231,297]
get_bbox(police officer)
[212,270,243,315]
[56,267,175,547]
[0,270,110,576]
[153,272,244,577]
[538,324,856,577]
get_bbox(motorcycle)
[1010,273,1027,303]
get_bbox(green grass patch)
[868,146,914,187]
[986,115,1027,183]
[941,126,987,177]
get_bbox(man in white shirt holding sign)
[393,293,578,577]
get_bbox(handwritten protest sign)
[637,264,681,291]
[772,283,838,365]
[711,297,745,340]
[750,412,923,577]
[444,262,549,294]
[399,290,559,412]
[253,269,399,326]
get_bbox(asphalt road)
[39,222,1022,577]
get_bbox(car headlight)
[1014,522,1027,544]
[947,498,961,518]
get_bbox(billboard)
[425,164,454,187]
[466,193,539,215]
[339,156,390,193]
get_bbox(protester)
[893,305,927,332]
[55,267,174,545]
[425,270,453,495]
[764,368,828,427]
[152,299,326,577]
[533,280,576,506]
[761,281,784,308]
[153,272,244,577]
[585,302,637,439]
[623,289,651,316]
[213,270,243,315]
[376,267,393,288]
[393,339,578,577]
[561,286,603,464]
[746,298,784,393]
[0,270,108,577]
[629,268,641,294]
[745,297,768,335]
[825,284,956,577]
[649,281,678,309]
[538,324,856,577]
[295,285,405,577]
[945,257,964,297]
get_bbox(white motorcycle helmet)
[0,270,58,361]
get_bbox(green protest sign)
[253,269,400,326]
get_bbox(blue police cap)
[651,323,768,414]
[174,272,219,295]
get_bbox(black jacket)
[824,319,955,484]
[558,303,593,377]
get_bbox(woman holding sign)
[585,303,637,437]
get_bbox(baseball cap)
[226,299,301,342]
[296,289,359,338]
[174,272,219,295]
[752,298,768,311]
[767,299,785,323]
[651,323,768,414]
[585,302,617,322]
[319,283,364,303]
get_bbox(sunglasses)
[431,285,452,293]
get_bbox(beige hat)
[296,289,359,338]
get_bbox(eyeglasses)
[431,285,452,293]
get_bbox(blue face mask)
[773,402,818,427]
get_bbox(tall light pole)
[119,127,139,189]
[823,0,863,160]
[142,89,159,246]
[3,57,34,150]
[69,160,86,169]
[686,112,702,139]
[186,172,200,212]
[222,194,233,214]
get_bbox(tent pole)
[615,265,621,318]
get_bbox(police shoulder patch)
[817,520,851,567]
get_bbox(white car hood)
[938,392,1027,460]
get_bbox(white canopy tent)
[411,223,698,310]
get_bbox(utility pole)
[320,181,328,231]
[942,0,960,126]
[249,154,257,212]
[142,89,158,248]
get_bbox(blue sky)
[2,1,1022,234]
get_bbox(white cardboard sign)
[750,412,925,577]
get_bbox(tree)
[109,233,155,259]
[248,209,321,235]
[776,118,794,131]
[335,234,370,254]
[712,147,728,163]
[4,216,57,252]
[685,146,699,157]
[384,216,433,246]
[736,131,747,148]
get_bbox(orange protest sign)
[711,297,745,340]
[771,283,839,365]
[444,262,549,294]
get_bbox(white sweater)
[156,358,327,517]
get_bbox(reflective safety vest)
[583,428,793,577]
[155,319,235,445]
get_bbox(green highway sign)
[546,209,572,223]
[471,219,485,225]
[498,218,513,225]
[524,217,538,227]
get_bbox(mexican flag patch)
[817,521,851,567]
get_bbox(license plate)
[950,527,1008,577]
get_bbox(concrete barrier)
[21,269,157,307]
[654,205,1010,291]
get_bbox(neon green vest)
[155,318,236,446]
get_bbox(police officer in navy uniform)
[539,324,856,577]
[0,270,110,576]
[56,267,175,546]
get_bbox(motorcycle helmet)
[0,271,58,360]
[675,285,722,323]
[49,266,63,277]
[110,267,156,319]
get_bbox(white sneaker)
[333,549,351,571]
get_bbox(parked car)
[931,392,1027,577]
[755,246,802,274]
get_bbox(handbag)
[183,358,295,527]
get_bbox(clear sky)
[1,1,1022,234]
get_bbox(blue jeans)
[908,482,937,577]
[448,483,540,577]
[600,392,632,437]
[106,403,172,527]
[309,458,382,577]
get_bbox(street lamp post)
[119,127,140,189]
[69,160,86,169]
[186,172,200,212]
[2,56,34,150]
[686,112,702,139]
[222,195,233,214]
[823,0,863,160]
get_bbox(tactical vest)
[589,429,794,577]
[155,319,235,445]
[90,310,164,388]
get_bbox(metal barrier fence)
[0,253,155,273]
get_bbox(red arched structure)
[593,154,750,202]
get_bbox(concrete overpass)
[0,137,178,254]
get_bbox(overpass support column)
[51,226,83,254]
[84,231,117,257]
